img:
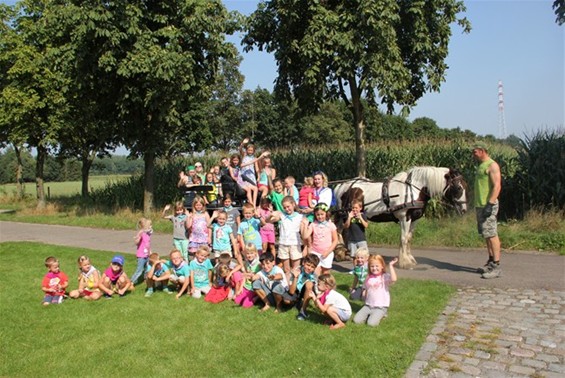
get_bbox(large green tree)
[47,0,240,213]
[0,0,68,208]
[244,0,470,176]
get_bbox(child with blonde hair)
[41,256,69,306]
[189,245,214,299]
[284,176,299,204]
[209,209,240,266]
[69,255,102,301]
[238,202,263,255]
[99,255,133,298]
[353,255,398,327]
[160,249,191,298]
[309,273,352,330]
[188,195,211,257]
[205,262,243,304]
[131,217,152,285]
[298,176,315,211]
[349,248,369,300]
[258,198,276,256]
[234,244,261,308]
[162,201,190,261]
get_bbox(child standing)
[41,256,69,306]
[234,244,262,308]
[238,203,263,255]
[162,202,190,261]
[204,172,219,207]
[258,198,276,256]
[309,273,352,330]
[99,255,133,298]
[265,196,304,277]
[187,196,211,258]
[302,202,338,275]
[349,248,370,300]
[69,255,102,301]
[251,253,289,313]
[298,176,315,212]
[222,194,241,233]
[344,199,369,259]
[267,178,285,213]
[144,253,169,297]
[209,210,240,266]
[353,255,398,327]
[189,245,214,299]
[131,218,152,285]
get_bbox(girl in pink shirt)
[353,255,398,327]
[301,202,338,275]
[131,218,152,285]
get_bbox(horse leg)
[398,219,417,269]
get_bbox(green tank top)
[473,158,494,207]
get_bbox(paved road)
[1,220,563,377]
[1,221,562,290]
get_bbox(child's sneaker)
[163,287,173,294]
[145,288,154,297]
[296,310,309,321]
[104,293,113,299]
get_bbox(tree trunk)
[143,150,155,216]
[349,78,366,177]
[35,145,46,209]
[80,151,95,198]
[13,144,24,199]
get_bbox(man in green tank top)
[472,142,502,279]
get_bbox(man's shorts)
[277,244,302,261]
[476,202,499,239]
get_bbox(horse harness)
[381,171,428,213]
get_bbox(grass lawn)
[0,242,454,377]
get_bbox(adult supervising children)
[472,142,502,279]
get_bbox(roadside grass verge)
[0,242,454,377]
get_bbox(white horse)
[333,167,467,269]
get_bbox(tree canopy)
[244,0,470,176]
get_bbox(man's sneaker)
[296,311,309,321]
[481,265,502,279]
[163,287,173,294]
[144,289,154,298]
[477,261,494,274]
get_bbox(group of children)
[42,196,398,330]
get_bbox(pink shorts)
[258,183,269,190]
[260,228,275,244]
[234,287,256,308]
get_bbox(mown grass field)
[0,242,454,377]
[0,175,131,198]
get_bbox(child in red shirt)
[41,256,69,306]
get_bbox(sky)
[3,0,563,139]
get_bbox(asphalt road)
[1,221,563,290]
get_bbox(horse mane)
[394,166,448,197]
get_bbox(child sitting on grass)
[353,255,398,327]
[309,273,352,330]
[234,244,261,308]
[144,253,169,297]
[69,255,101,301]
[162,249,191,299]
[189,245,214,299]
[41,256,69,306]
[205,262,243,304]
[251,253,289,313]
[349,248,369,300]
[99,255,133,299]
[283,254,320,320]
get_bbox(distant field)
[0,175,131,198]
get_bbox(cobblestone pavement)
[406,287,565,378]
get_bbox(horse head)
[443,168,467,215]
